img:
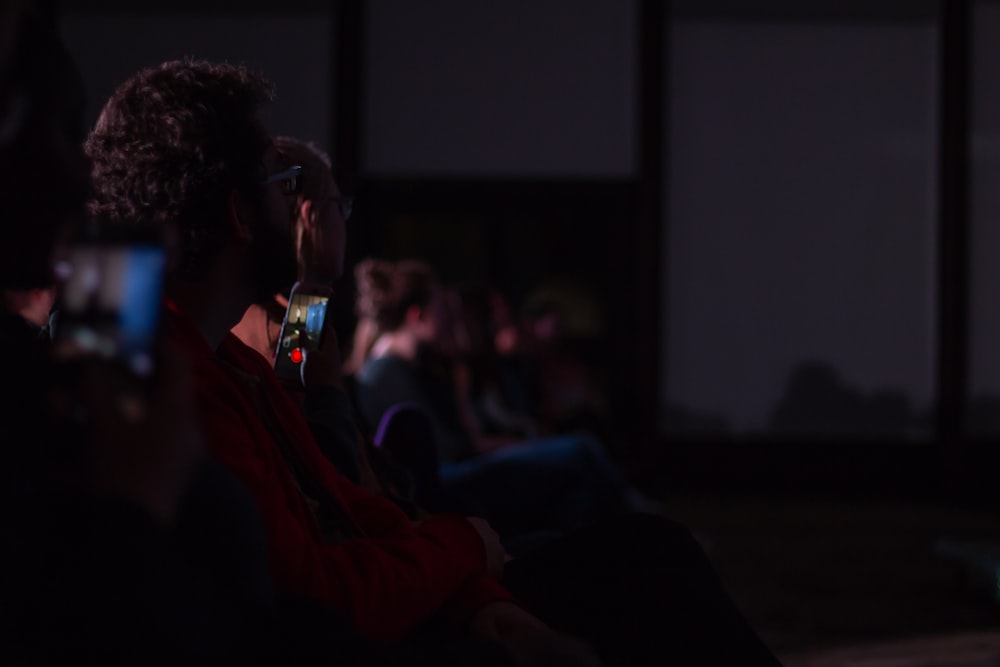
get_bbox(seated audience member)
[231,135,418,514]
[351,258,659,537]
[446,283,544,441]
[231,138,564,552]
[85,57,783,667]
[520,282,618,443]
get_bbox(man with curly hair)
[85,58,600,667]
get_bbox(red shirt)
[164,303,511,642]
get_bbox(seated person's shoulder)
[357,355,404,378]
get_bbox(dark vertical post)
[331,0,365,350]
[333,0,363,192]
[630,0,665,458]
[936,0,971,494]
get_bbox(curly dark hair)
[84,58,275,275]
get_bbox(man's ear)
[227,189,255,243]
[299,199,314,233]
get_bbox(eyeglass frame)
[259,164,303,196]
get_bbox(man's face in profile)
[310,172,348,284]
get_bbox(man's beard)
[249,225,298,303]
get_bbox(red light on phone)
[289,347,303,364]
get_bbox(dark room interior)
[47,0,1000,663]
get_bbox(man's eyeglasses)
[329,195,353,221]
[260,165,302,196]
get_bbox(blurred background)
[58,0,1000,662]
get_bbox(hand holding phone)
[299,298,347,390]
[273,281,333,385]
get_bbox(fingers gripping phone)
[50,222,167,381]
[273,281,332,384]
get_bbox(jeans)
[436,432,630,538]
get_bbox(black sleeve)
[302,384,367,484]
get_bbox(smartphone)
[50,222,167,380]
[273,281,332,383]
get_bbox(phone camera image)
[274,287,330,382]
[304,301,328,342]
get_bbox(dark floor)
[652,497,1000,664]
